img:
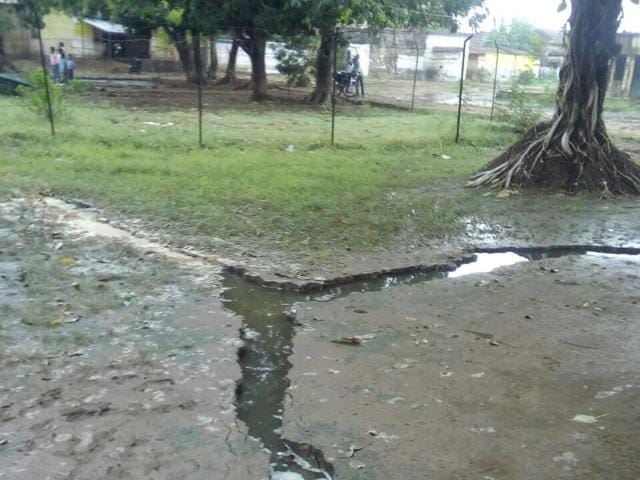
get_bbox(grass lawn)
[1,94,515,254]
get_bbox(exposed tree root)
[215,75,237,87]
[469,0,640,196]
[468,122,640,194]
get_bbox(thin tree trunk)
[170,28,196,84]
[469,0,640,194]
[217,38,238,85]
[207,36,218,80]
[309,28,334,105]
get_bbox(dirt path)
[0,199,269,479]
[284,253,640,479]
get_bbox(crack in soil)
[25,195,640,479]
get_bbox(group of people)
[48,42,77,83]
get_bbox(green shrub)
[516,69,536,85]
[274,36,317,88]
[497,82,542,133]
[16,70,64,122]
[64,79,90,95]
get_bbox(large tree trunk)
[469,0,640,194]
[207,36,218,80]
[247,31,267,101]
[309,28,335,105]
[217,38,239,85]
[170,28,197,84]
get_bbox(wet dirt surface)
[2,194,640,479]
[285,253,640,479]
[0,199,269,479]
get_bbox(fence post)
[331,28,338,146]
[455,34,474,144]
[490,41,500,121]
[410,41,420,112]
[195,37,204,148]
[34,7,55,136]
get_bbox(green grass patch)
[0,96,515,253]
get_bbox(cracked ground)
[0,199,269,480]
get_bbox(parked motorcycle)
[129,58,142,74]
[334,70,364,98]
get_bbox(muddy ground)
[1,189,640,480]
[2,194,639,480]
[286,253,640,479]
[0,199,269,479]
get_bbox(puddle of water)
[448,252,528,278]
[223,247,640,478]
[82,78,157,88]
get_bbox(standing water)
[221,251,539,478]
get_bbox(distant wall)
[424,34,470,80]
[469,51,540,81]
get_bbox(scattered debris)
[571,414,601,424]
[560,339,599,350]
[470,426,496,434]
[57,256,77,266]
[349,460,366,470]
[540,266,560,273]
[348,436,373,457]
[331,337,363,346]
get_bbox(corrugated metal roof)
[83,18,126,34]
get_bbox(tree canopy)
[484,19,546,56]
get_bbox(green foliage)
[497,82,542,134]
[516,69,536,85]
[0,10,15,33]
[64,79,90,94]
[274,37,318,87]
[485,19,547,57]
[16,70,64,122]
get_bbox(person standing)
[49,46,60,83]
[58,42,67,83]
[66,54,77,81]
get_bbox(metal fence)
[2,25,638,147]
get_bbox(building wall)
[609,34,640,98]
[424,34,470,80]
[37,11,101,58]
[471,51,541,80]
[1,4,32,58]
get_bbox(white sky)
[462,0,640,33]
